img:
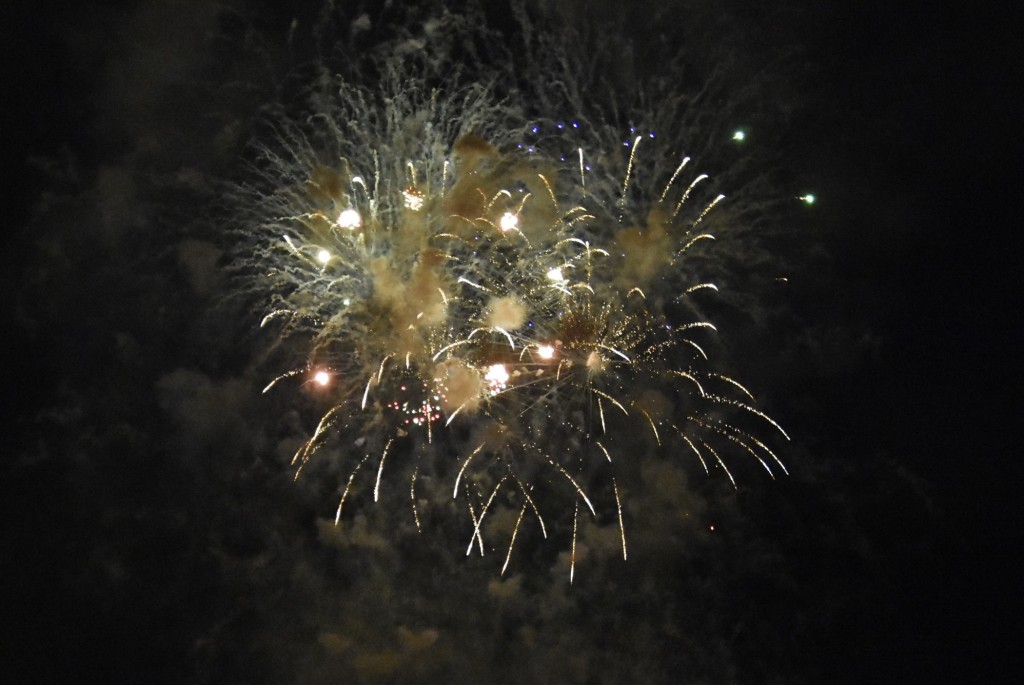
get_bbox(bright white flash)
[313,370,331,386]
[484,363,509,389]
[537,345,555,360]
[337,208,362,229]
[499,212,519,232]
[316,249,331,264]
[546,267,565,283]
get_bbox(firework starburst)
[234,7,792,578]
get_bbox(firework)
[236,10,790,578]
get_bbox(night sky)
[4,1,1020,683]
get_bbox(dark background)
[4,0,1020,683]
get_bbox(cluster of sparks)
[250,104,792,578]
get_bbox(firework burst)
[234,7,791,578]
